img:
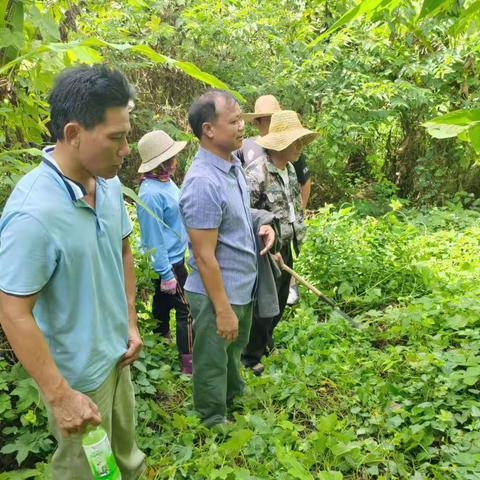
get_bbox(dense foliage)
[2,1,480,479]
[3,203,480,479]
[1,0,479,206]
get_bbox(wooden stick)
[281,263,333,304]
[271,253,358,327]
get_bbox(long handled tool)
[271,253,359,328]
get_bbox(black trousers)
[152,260,192,355]
[242,244,293,367]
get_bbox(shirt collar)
[266,156,293,176]
[41,146,108,201]
[197,146,240,173]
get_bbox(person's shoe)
[181,354,193,374]
[287,284,299,305]
[251,362,265,376]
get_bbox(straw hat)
[242,95,282,121]
[137,130,187,173]
[256,110,319,151]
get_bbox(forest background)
[1,0,479,210]
[1,1,480,479]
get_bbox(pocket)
[266,190,285,205]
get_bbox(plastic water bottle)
[82,425,122,479]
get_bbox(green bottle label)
[83,434,121,479]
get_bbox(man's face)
[77,106,131,179]
[206,98,245,152]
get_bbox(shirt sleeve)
[121,198,133,239]
[179,176,222,229]
[0,212,58,295]
[136,193,174,280]
[293,154,310,186]
[245,162,264,208]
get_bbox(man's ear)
[202,122,215,140]
[63,122,81,148]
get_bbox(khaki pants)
[45,366,145,479]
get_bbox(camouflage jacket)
[245,154,306,250]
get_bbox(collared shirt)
[0,146,132,392]
[179,147,257,305]
[137,178,188,279]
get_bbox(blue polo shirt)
[0,146,132,392]
[179,147,257,305]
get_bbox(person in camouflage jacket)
[246,158,306,252]
[241,110,318,375]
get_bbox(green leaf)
[0,27,23,49]
[424,109,480,127]
[11,379,39,411]
[0,1,8,29]
[173,60,244,101]
[129,44,168,63]
[468,124,480,154]
[219,429,254,454]
[67,46,104,63]
[419,0,453,20]
[424,124,469,139]
[0,470,42,480]
[318,473,343,480]
[0,148,43,159]
[210,466,234,479]
[27,5,59,42]
[308,0,397,47]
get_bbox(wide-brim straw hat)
[242,94,282,122]
[256,110,319,151]
[137,130,187,173]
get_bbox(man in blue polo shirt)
[0,65,145,478]
[179,89,276,427]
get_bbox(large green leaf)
[424,124,469,139]
[468,124,480,153]
[0,37,243,100]
[307,0,398,47]
[424,109,480,149]
[419,0,453,20]
[424,109,480,126]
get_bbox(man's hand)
[49,386,101,437]
[216,309,239,341]
[258,224,275,255]
[119,323,143,368]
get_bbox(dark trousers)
[152,260,192,355]
[242,244,293,367]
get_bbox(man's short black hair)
[188,89,238,139]
[48,64,135,141]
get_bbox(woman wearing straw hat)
[242,110,319,375]
[136,130,193,373]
